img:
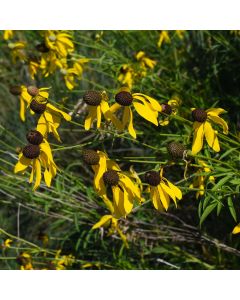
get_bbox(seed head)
[161,103,172,115]
[30,100,46,114]
[27,86,39,97]
[83,91,102,106]
[103,170,119,186]
[192,108,207,123]
[167,142,186,159]
[145,171,160,186]
[26,130,43,145]
[82,149,100,165]
[9,85,22,96]
[22,144,40,159]
[115,91,133,106]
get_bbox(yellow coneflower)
[82,91,122,131]
[191,107,228,155]
[3,30,13,40]
[159,96,181,126]
[28,56,40,80]
[157,30,171,48]
[109,87,162,138]
[135,51,156,70]
[189,159,215,199]
[9,85,32,121]
[52,250,75,270]
[14,130,57,190]
[2,239,13,249]
[40,51,60,77]
[17,252,33,270]
[44,30,74,58]
[25,85,71,142]
[117,64,134,89]
[8,41,27,63]
[82,150,142,218]
[92,214,128,247]
[145,169,182,211]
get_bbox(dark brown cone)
[145,171,160,186]
[82,149,100,165]
[30,100,46,114]
[161,103,172,115]
[9,85,22,96]
[26,130,43,145]
[22,144,40,159]
[27,86,39,97]
[167,142,186,159]
[103,170,119,186]
[83,91,102,106]
[192,108,207,123]
[36,43,49,53]
[115,91,133,106]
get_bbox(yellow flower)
[92,214,129,247]
[157,31,171,47]
[109,87,162,138]
[83,150,142,218]
[2,239,13,248]
[8,41,27,63]
[175,30,185,39]
[3,30,13,40]
[28,58,40,80]
[53,250,75,270]
[118,64,134,89]
[145,169,182,211]
[189,159,215,199]
[17,252,33,270]
[45,30,74,58]
[232,224,240,234]
[14,130,57,190]
[135,51,156,69]
[40,51,60,77]
[25,85,71,142]
[82,90,122,131]
[159,96,181,126]
[9,85,32,121]
[191,108,228,155]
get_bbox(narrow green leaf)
[227,196,237,222]
[200,202,218,226]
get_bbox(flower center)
[115,91,133,106]
[103,170,119,186]
[167,142,186,159]
[26,130,43,145]
[82,149,100,165]
[27,86,39,97]
[161,103,172,115]
[192,108,207,122]
[9,85,22,96]
[30,100,47,114]
[145,171,160,186]
[22,144,40,159]
[83,91,102,106]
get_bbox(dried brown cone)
[83,91,102,106]
[9,85,22,96]
[26,130,43,145]
[27,86,39,97]
[192,108,207,123]
[145,171,160,186]
[82,149,100,165]
[30,100,46,114]
[167,142,186,159]
[22,144,40,159]
[115,91,133,106]
[103,170,119,186]
[161,103,172,115]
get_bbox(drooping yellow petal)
[14,154,31,173]
[109,103,122,114]
[118,183,134,215]
[164,179,182,200]
[19,97,26,122]
[206,108,227,116]
[208,115,228,134]
[84,106,97,130]
[192,122,205,155]
[92,215,113,229]
[33,159,42,191]
[47,103,71,121]
[133,101,158,125]
[204,121,215,150]
[96,105,102,128]
[112,185,126,217]
[157,184,170,211]
[232,224,240,234]
[133,94,162,112]
[212,131,220,152]
[93,152,107,190]
[160,182,176,204]
[36,114,48,138]
[150,187,164,211]
[127,107,136,139]
[44,168,52,187]
[101,101,123,131]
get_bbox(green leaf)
[211,175,232,191]
[200,202,218,226]
[217,201,223,216]
[227,196,237,222]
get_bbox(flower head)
[8,41,27,63]
[109,87,162,138]
[159,96,181,126]
[3,30,14,40]
[84,150,142,218]
[118,64,134,89]
[145,169,182,211]
[191,107,228,155]
[135,51,156,70]
[14,130,57,190]
[157,31,171,48]
[83,90,122,131]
